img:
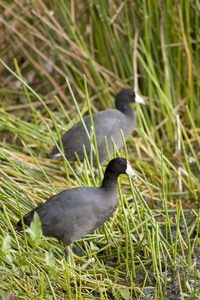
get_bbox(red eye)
[130,93,133,96]
[120,163,124,166]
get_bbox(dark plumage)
[16,158,136,248]
[47,89,145,166]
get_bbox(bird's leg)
[65,244,75,266]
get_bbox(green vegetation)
[0,0,200,298]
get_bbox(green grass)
[0,0,200,299]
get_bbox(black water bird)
[16,157,136,261]
[47,89,145,166]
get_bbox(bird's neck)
[115,98,134,117]
[101,173,118,190]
